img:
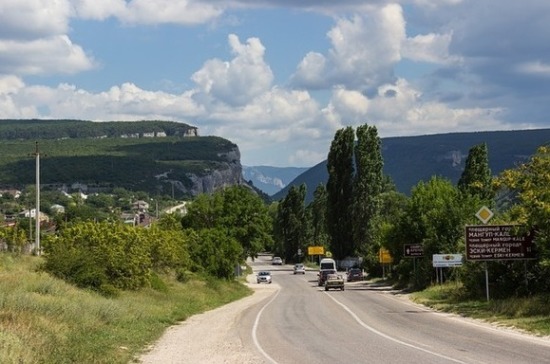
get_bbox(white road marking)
[324,292,468,364]
[252,287,281,364]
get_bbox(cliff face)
[172,146,247,196]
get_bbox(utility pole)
[32,142,41,256]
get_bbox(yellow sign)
[308,246,325,255]
[379,248,393,264]
[475,206,494,224]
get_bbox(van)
[319,258,336,271]
[318,258,337,286]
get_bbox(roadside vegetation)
[410,282,550,337]
[0,254,252,364]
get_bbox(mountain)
[0,119,246,199]
[272,129,550,203]
[242,166,309,195]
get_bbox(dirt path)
[137,274,277,364]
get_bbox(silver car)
[293,263,306,274]
[257,271,272,284]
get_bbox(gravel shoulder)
[136,274,278,364]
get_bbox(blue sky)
[1,1,549,167]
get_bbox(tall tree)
[495,145,550,292]
[308,183,329,249]
[352,124,384,257]
[458,143,494,200]
[181,186,272,260]
[274,184,307,263]
[326,127,355,260]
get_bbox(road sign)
[404,244,424,257]
[475,206,494,224]
[433,254,463,267]
[379,248,393,264]
[465,225,536,261]
[307,246,325,256]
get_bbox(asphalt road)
[241,256,550,364]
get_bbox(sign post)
[404,244,423,286]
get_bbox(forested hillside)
[0,119,241,198]
[273,128,550,202]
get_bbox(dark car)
[318,269,337,286]
[347,268,363,282]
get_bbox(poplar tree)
[274,184,307,263]
[326,127,355,260]
[458,143,494,200]
[308,183,329,249]
[352,124,383,256]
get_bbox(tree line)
[273,124,550,298]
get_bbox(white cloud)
[292,4,405,91]
[402,32,460,64]
[0,0,72,40]
[0,35,95,75]
[191,34,274,106]
[71,0,127,20]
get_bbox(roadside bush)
[42,221,153,292]
[186,228,243,279]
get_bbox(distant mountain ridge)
[272,129,550,203]
[242,166,308,196]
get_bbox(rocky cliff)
[174,147,247,196]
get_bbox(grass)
[0,254,252,364]
[410,282,550,337]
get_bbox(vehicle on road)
[257,271,272,284]
[318,269,337,286]
[293,263,305,274]
[319,258,336,271]
[324,274,345,291]
[272,257,283,265]
[347,268,364,282]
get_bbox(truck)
[324,273,345,291]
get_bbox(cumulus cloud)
[0,36,95,75]
[0,0,72,40]
[191,34,274,106]
[73,0,223,25]
[402,32,460,65]
[292,4,405,92]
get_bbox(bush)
[42,221,153,292]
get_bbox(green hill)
[0,119,241,198]
[273,128,550,202]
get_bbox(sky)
[1,1,549,168]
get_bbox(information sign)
[465,225,536,261]
[433,254,463,267]
[404,244,424,257]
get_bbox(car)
[293,263,306,274]
[347,268,364,282]
[256,271,272,284]
[272,256,283,265]
[324,274,345,291]
[317,269,337,286]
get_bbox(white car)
[257,271,272,284]
[272,256,283,265]
[293,263,306,274]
